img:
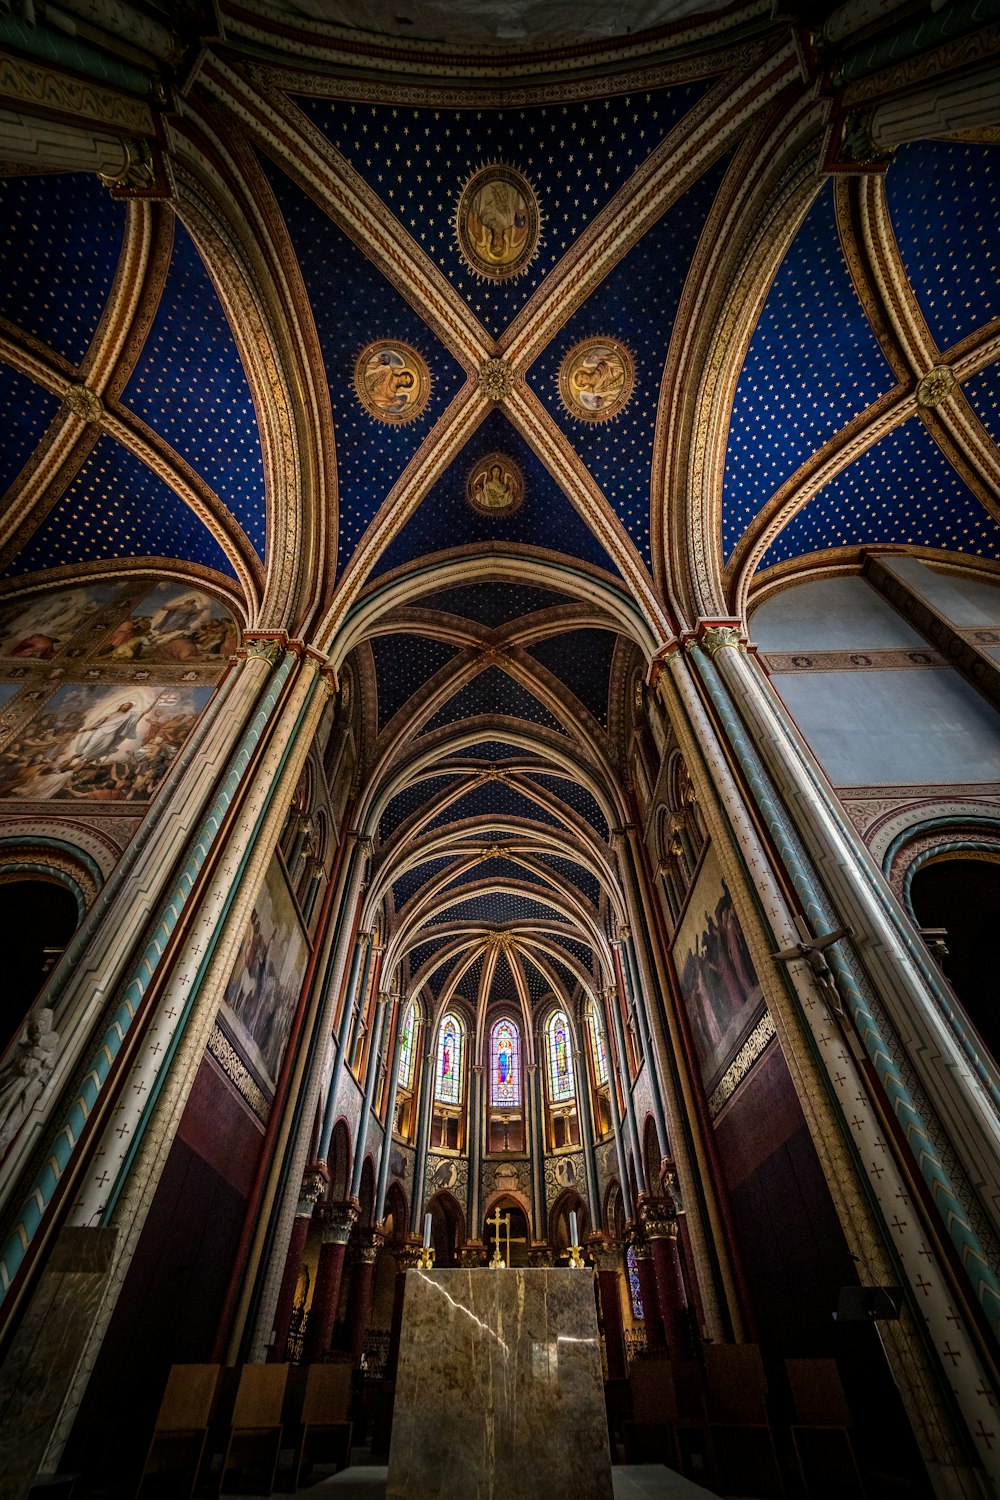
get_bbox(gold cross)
[487,1206,511,1268]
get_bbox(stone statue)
[0,1008,60,1151]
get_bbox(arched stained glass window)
[490,1017,521,1106]
[547,1010,575,1102]
[397,999,416,1091]
[626,1242,644,1320]
[435,1012,463,1104]
[588,1002,608,1086]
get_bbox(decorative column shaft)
[317,913,372,1164]
[304,1200,358,1363]
[408,1047,437,1237]
[640,1198,688,1361]
[375,1000,407,1224]
[346,1229,383,1365]
[592,1241,628,1382]
[269,1168,326,1364]
[350,991,392,1199]
[572,1047,601,1228]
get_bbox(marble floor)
[233,1463,744,1498]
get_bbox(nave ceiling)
[1,0,999,1044]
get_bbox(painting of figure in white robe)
[0,682,211,801]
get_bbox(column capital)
[392,1239,424,1271]
[638,1195,681,1242]
[296,1165,328,1217]
[318,1198,360,1245]
[693,622,747,657]
[354,1227,385,1265]
[586,1236,622,1273]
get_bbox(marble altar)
[387,1267,613,1500]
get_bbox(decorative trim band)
[207,1023,271,1124]
[708,1010,776,1119]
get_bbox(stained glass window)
[490,1017,521,1106]
[435,1012,463,1104]
[627,1243,644,1319]
[397,999,416,1091]
[547,1010,575,1102]
[588,1002,609,1086]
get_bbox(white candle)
[423,1212,432,1249]
[569,1210,578,1247]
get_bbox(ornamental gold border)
[557,338,635,424]
[353,340,432,426]
[454,163,542,282]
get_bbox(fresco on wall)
[95,582,237,663]
[0,682,212,801]
[0,582,121,658]
[675,844,763,1086]
[220,856,308,1091]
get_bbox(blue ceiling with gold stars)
[2,28,999,1024]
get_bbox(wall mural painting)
[0,682,212,802]
[674,845,763,1087]
[0,582,122,658]
[220,856,308,1093]
[96,582,238,663]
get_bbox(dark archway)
[549,1189,588,1257]
[358,1156,376,1228]
[911,855,1000,1068]
[427,1191,465,1266]
[327,1119,351,1201]
[643,1114,661,1195]
[0,877,78,1053]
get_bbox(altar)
[387,1267,613,1500]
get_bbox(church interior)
[0,0,999,1496]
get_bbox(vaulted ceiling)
[2,1,998,1031]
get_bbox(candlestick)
[569,1210,578,1246]
[423,1212,432,1249]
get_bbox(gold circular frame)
[455,165,541,281]
[466,453,524,517]
[557,339,634,423]
[353,341,431,425]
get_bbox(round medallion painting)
[455,165,540,280]
[558,339,634,422]
[467,453,524,517]
[354,341,430,424]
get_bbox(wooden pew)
[205,1364,287,1497]
[703,1343,783,1497]
[786,1357,865,1499]
[135,1364,219,1500]
[278,1364,353,1491]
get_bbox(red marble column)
[346,1229,383,1365]
[269,1168,326,1362]
[593,1243,628,1382]
[303,1200,358,1363]
[386,1243,420,1380]
[641,1199,689,1359]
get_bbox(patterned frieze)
[543,1150,584,1209]
[425,1152,469,1209]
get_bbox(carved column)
[268,1166,326,1363]
[386,1241,421,1380]
[303,1200,358,1363]
[640,1197,688,1361]
[591,1239,628,1382]
[345,1228,384,1366]
[630,1232,663,1350]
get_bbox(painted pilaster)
[408,1045,437,1236]
[350,991,392,1199]
[665,637,999,1492]
[468,1062,485,1236]
[526,1055,547,1238]
[597,988,634,1225]
[572,1046,601,1228]
[38,646,330,1468]
[375,999,407,1225]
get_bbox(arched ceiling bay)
[1,3,998,1024]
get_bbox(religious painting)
[220,855,308,1091]
[558,339,634,422]
[0,682,212,802]
[95,582,238,664]
[0,582,121,660]
[354,341,430,425]
[674,844,763,1087]
[466,453,524,517]
[455,164,540,280]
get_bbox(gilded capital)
[699,626,745,658]
[319,1199,360,1245]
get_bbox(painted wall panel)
[751,576,923,651]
